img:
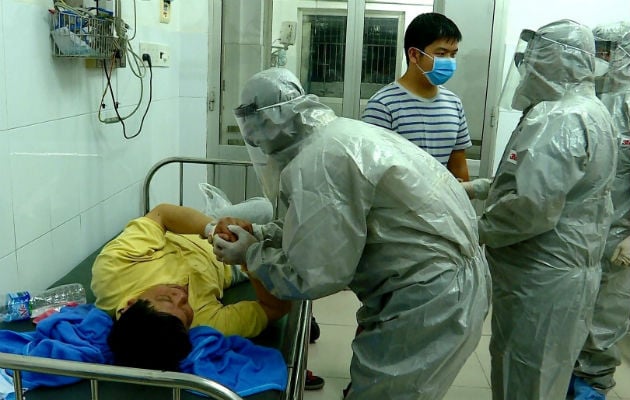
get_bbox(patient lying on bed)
[90,203,292,371]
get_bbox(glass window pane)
[361,17,399,99]
[302,14,347,98]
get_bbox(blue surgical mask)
[414,48,457,85]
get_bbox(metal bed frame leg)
[13,369,23,400]
[90,379,99,400]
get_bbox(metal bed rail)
[0,352,243,400]
[142,157,255,214]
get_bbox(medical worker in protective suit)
[211,67,490,400]
[478,19,617,400]
[571,23,630,400]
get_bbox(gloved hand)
[611,235,630,267]
[461,178,492,200]
[213,225,259,265]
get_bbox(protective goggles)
[234,95,305,118]
[513,29,599,68]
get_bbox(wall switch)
[139,42,170,67]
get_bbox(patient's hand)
[214,217,253,242]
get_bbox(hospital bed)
[0,157,312,400]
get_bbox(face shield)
[499,23,604,112]
[234,97,304,201]
[602,33,630,94]
[499,29,533,111]
[594,37,613,96]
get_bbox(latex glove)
[213,225,259,265]
[461,178,492,200]
[611,235,630,267]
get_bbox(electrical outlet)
[139,42,170,67]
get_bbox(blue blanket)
[0,304,287,397]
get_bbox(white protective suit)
[235,68,490,400]
[478,20,618,400]
[574,26,630,392]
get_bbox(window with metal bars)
[300,13,401,99]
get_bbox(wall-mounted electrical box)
[139,42,170,67]
[279,21,297,46]
[160,0,172,24]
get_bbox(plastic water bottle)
[0,283,87,322]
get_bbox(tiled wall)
[0,0,210,295]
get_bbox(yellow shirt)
[91,217,268,337]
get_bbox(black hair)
[404,12,462,65]
[107,299,192,371]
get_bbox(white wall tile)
[179,97,206,157]
[149,98,180,161]
[79,182,142,259]
[9,121,83,248]
[79,202,108,257]
[0,134,15,258]
[178,2,208,33]
[3,1,104,128]
[16,232,57,293]
[179,32,208,98]
[103,182,143,238]
[51,216,85,279]
[0,253,19,295]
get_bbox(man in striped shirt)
[362,12,471,181]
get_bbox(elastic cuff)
[252,224,264,241]
[203,222,215,238]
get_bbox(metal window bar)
[304,14,398,98]
[362,18,397,85]
[0,352,243,400]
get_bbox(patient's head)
[108,299,192,371]
[133,284,194,328]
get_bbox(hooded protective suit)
[478,20,617,400]
[235,68,490,400]
[574,26,630,393]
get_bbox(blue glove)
[212,225,259,265]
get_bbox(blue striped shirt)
[362,82,472,165]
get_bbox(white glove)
[462,178,492,200]
[611,235,630,267]
[213,225,259,265]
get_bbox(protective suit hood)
[511,19,598,110]
[606,31,630,92]
[236,68,337,158]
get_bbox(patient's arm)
[145,203,214,235]
[213,217,291,321]
[245,266,292,321]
